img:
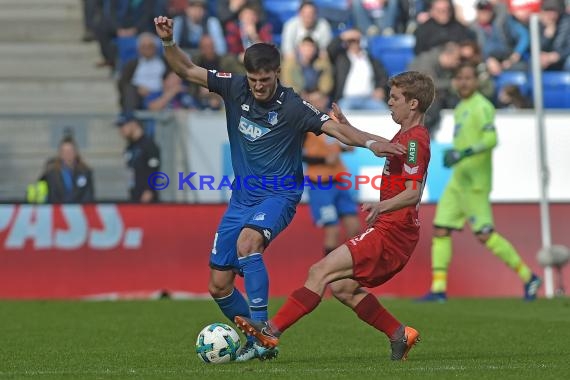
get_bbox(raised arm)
[154,16,208,88]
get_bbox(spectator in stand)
[145,71,196,110]
[453,0,480,26]
[409,41,462,134]
[42,135,95,204]
[225,3,273,62]
[351,0,401,36]
[190,35,245,110]
[497,84,532,109]
[414,0,475,55]
[471,0,529,77]
[118,33,170,112]
[81,0,99,42]
[281,1,333,59]
[217,0,266,27]
[539,0,570,71]
[95,0,159,69]
[281,36,333,112]
[172,0,227,58]
[327,29,389,111]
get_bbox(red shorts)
[346,217,420,288]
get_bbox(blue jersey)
[208,70,330,204]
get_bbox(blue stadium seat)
[312,0,352,34]
[541,71,570,109]
[495,71,530,98]
[207,0,217,18]
[116,35,138,71]
[263,0,301,35]
[367,35,415,76]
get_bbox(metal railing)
[0,111,187,203]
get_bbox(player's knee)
[307,261,327,284]
[475,226,494,244]
[331,287,353,305]
[236,234,264,257]
[433,227,451,237]
[208,278,233,298]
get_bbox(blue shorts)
[209,196,297,272]
[308,183,358,227]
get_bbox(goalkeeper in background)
[418,63,542,302]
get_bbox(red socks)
[269,289,401,341]
[271,287,321,332]
[354,293,402,340]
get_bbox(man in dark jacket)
[414,0,475,55]
[116,113,161,203]
[327,28,389,110]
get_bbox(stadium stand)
[367,34,416,77]
[263,0,301,45]
[541,71,570,109]
[0,0,125,201]
[495,70,530,98]
[116,35,139,72]
[312,0,352,35]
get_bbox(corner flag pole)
[529,10,554,298]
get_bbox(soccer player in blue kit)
[154,15,406,361]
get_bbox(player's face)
[59,142,77,167]
[454,66,478,99]
[387,86,412,125]
[247,69,279,102]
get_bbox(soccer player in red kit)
[235,71,435,361]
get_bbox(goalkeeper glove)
[443,148,474,168]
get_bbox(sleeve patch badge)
[404,163,419,174]
[407,140,417,164]
[216,72,232,78]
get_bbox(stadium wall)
[1,203,569,300]
[186,110,570,203]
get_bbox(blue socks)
[214,288,250,322]
[214,288,254,343]
[238,253,269,322]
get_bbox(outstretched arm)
[331,103,390,143]
[321,119,406,158]
[154,16,208,88]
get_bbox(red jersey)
[379,125,430,223]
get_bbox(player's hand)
[369,141,406,157]
[362,202,381,226]
[154,16,174,40]
[443,149,461,168]
[331,103,349,125]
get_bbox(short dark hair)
[299,0,316,11]
[454,62,478,78]
[243,43,281,73]
[59,135,76,147]
[389,71,435,113]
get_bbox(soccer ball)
[195,323,241,364]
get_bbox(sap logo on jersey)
[238,116,271,141]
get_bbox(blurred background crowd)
[82,0,570,133]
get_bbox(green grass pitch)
[1,298,569,379]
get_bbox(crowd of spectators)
[80,0,570,134]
